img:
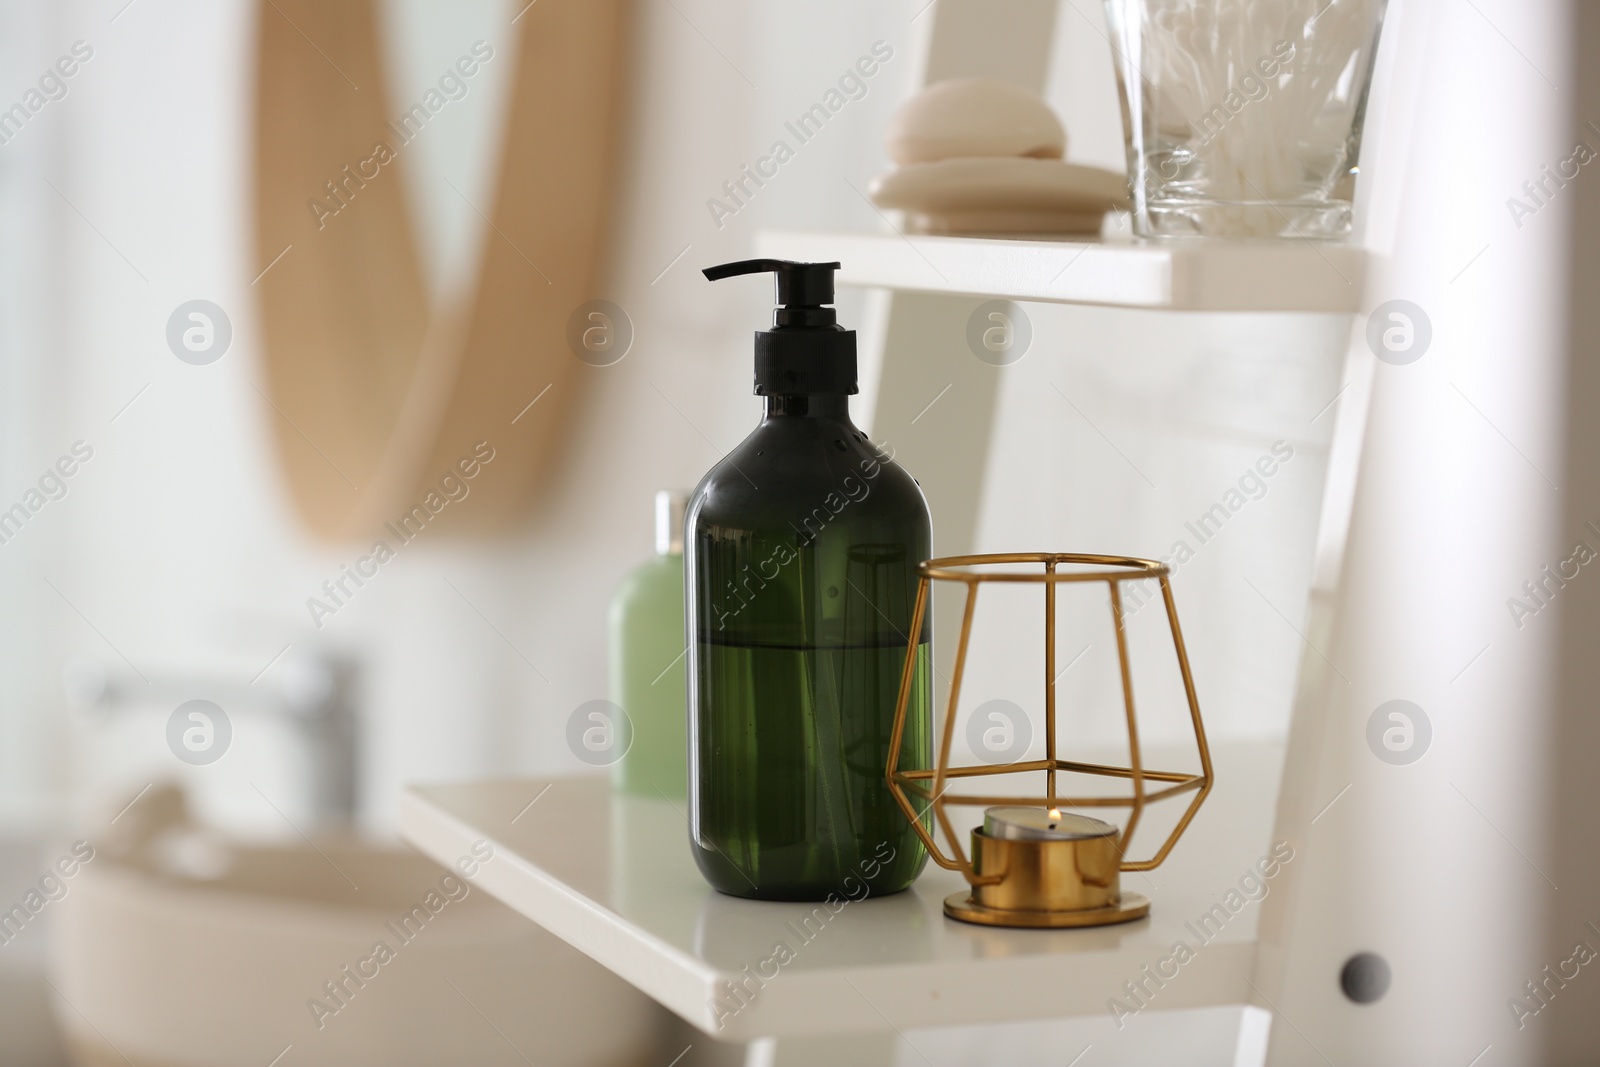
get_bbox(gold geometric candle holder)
[886,553,1213,928]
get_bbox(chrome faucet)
[63,653,361,825]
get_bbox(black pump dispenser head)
[703,258,857,396]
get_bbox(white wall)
[0,1,75,831]
[960,304,1344,753]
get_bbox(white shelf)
[755,229,1367,313]
[399,743,1283,1042]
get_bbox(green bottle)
[610,490,689,797]
[686,259,933,901]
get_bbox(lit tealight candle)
[983,806,1116,842]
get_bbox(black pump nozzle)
[702,258,840,310]
[703,258,857,396]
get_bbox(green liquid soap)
[687,259,933,900]
[610,491,689,798]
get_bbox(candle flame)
[1047,807,1060,828]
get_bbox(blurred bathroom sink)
[50,786,665,1067]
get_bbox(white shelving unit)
[755,229,1368,313]
[395,1,1418,1062]
[398,743,1282,1044]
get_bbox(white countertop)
[398,743,1283,1041]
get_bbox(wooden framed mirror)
[253,0,628,540]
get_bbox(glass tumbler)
[1105,0,1388,238]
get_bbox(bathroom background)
[0,0,1344,1061]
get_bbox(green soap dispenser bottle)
[686,259,933,901]
[610,490,689,797]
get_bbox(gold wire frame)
[886,553,1214,886]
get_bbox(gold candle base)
[942,828,1151,929]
